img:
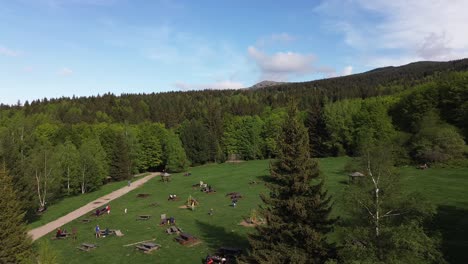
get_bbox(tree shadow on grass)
[431,205,468,264]
[195,220,249,252]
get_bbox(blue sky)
[1,0,468,105]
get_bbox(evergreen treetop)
[0,166,32,264]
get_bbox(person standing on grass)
[72,227,77,240]
[95,224,101,238]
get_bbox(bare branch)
[358,199,375,219]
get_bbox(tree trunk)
[67,166,70,195]
[81,166,86,194]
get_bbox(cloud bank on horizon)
[0,0,467,104]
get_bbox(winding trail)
[28,172,159,241]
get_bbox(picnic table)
[99,229,116,236]
[166,226,182,234]
[175,232,200,246]
[77,243,97,251]
[135,242,161,253]
[137,215,151,220]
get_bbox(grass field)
[33,158,468,263]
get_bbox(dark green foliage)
[437,72,468,139]
[306,105,331,157]
[136,123,164,171]
[0,167,32,263]
[223,115,264,160]
[109,132,132,181]
[248,105,336,263]
[78,137,107,193]
[179,119,211,165]
[163,131,189,172]
[410,112,465,163]
[52,140,80,195]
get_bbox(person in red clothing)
[56,227,62,238]
[106,204,110,214]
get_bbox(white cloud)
[247,46,317,81]
[174,80,244,91]
[317,0,468,67]
[0,46,20,57]
[342,65,353,76]
[58,67,73,75]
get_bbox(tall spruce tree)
[247,104,336,264]
[0,166,32,263]
[110,133,132,181]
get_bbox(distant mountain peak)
[249,80,287,89]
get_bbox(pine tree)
[110,133,132,181]
[0,166,32,263]
[247,104,336,264]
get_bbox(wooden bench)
[137,215,151,220]
[77,243,97,251]
[135,242,161,253]
[81,219,91,223]
[52,232,70,240]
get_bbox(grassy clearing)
[36,158,467,263]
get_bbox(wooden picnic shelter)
[348,171,365,183]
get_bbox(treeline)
[2,59,467,126]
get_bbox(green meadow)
[33,158,468,263]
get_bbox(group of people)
[201,185,215,193]
[95,204,111,216]
[231,197,238,208]
[205,255,227,264]
[95,224,111,238]
[55,227,67,238]
[55,227,77,240]
[160,216,176,225]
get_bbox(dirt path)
[28,172,160,241]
